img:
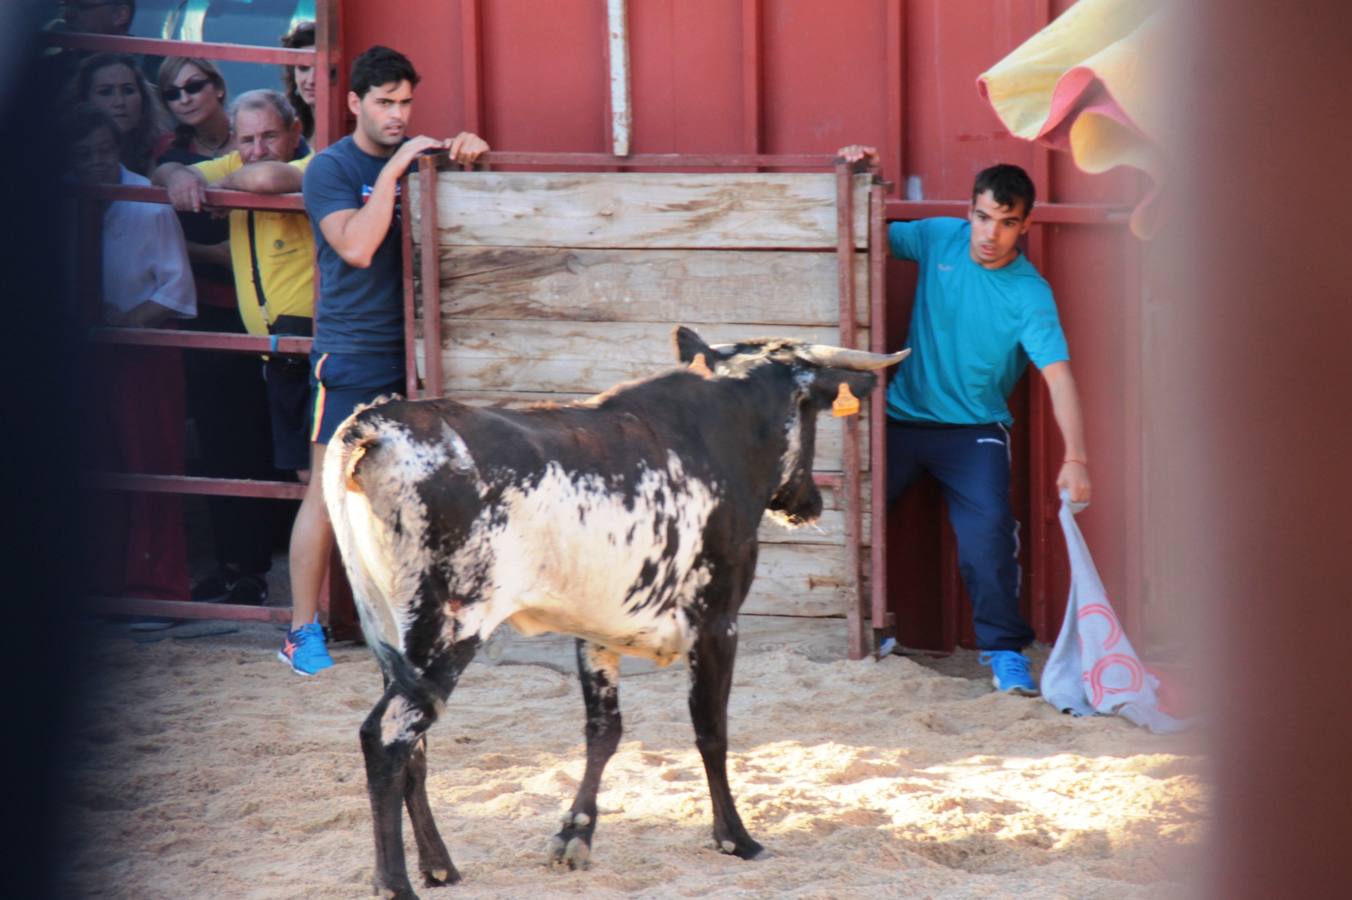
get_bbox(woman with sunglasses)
[71,52,166,175]
[280,20,316,142]
[154,57,232,162]
[152,57,234,312]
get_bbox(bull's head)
[673,326,909,526]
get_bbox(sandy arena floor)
[58,617,1207,899]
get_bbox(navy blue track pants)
[886,419,1035,651]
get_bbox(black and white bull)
[323,326,907,897]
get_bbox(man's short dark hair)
[972,164,1036,216]
[350,45,419,99]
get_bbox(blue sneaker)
[278,622,334,676]
[979,650,1038,696]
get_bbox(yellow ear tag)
[689,353,713,379]
[832,383,860,417]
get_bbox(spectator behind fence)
[152,88,315,481]
[67,104,195,624]
[280,20,316,142]
[42,0,136,89]
[284,45,489,676]
[154,57,283,609]
[70,52,165,175]
[60,0,134,36]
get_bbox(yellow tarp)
[978,0,1170,238]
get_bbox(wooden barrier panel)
[409,168,882,630]
[414,319,870,396]
[411,172,870,250]
[426,247,870,328]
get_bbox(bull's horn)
[798,345,911,370]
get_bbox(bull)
[323,326,907,897]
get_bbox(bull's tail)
[322,401,406,657]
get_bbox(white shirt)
[102,167,196,320]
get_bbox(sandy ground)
[58,618,1207,899]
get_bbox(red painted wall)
[343,0,1143,651]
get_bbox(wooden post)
[837,162,865,660]
[401,172,419,398]
[418,157,444,398]
[869,171,892,643]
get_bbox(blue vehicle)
[134,0,315,97]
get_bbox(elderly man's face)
[234,105,301,165]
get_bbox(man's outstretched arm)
[1042,360,1091,503]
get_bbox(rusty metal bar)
[464,151,841,169]
[89,595,293,625]
[836,161,865,660]
[418,156,445,398]
[314,0,342,149]
[72,182,303,211]
[886,199,1129,225]
[812,473,843,489]
[44,31,314,66]
[88,473,306,500]
[869,170,891,642]
[401,173,419,398]
[91,327,310,355]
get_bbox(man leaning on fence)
[274,45,487,675]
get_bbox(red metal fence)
[58,0,359,638]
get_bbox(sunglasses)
[161,78,213,104]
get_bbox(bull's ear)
[672,326,713,364]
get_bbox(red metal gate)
[340,0,1142,652]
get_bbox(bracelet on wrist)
[1063,458,1088,466]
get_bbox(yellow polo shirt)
[193,150,314,336]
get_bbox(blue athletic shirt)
[886,218,1068,426]
[303,135,405,354]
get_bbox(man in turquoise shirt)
[841,150,1091,695]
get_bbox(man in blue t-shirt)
[840,148,1091,695]
[280,45,488,676]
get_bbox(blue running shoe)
[979,650,1038,696]
[278,621,334,676]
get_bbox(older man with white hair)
[152,89,319,627]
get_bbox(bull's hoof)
[547,811,595,871]
[421,862,461,887]
[713,836,767,861]
[372,881,419,899]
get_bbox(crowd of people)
[59,4,488,675]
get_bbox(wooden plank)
[742,543,852,617]
[417,319,869,394]
[423,386,872,475]
[427,247,869,327]
[409,172,870,249]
